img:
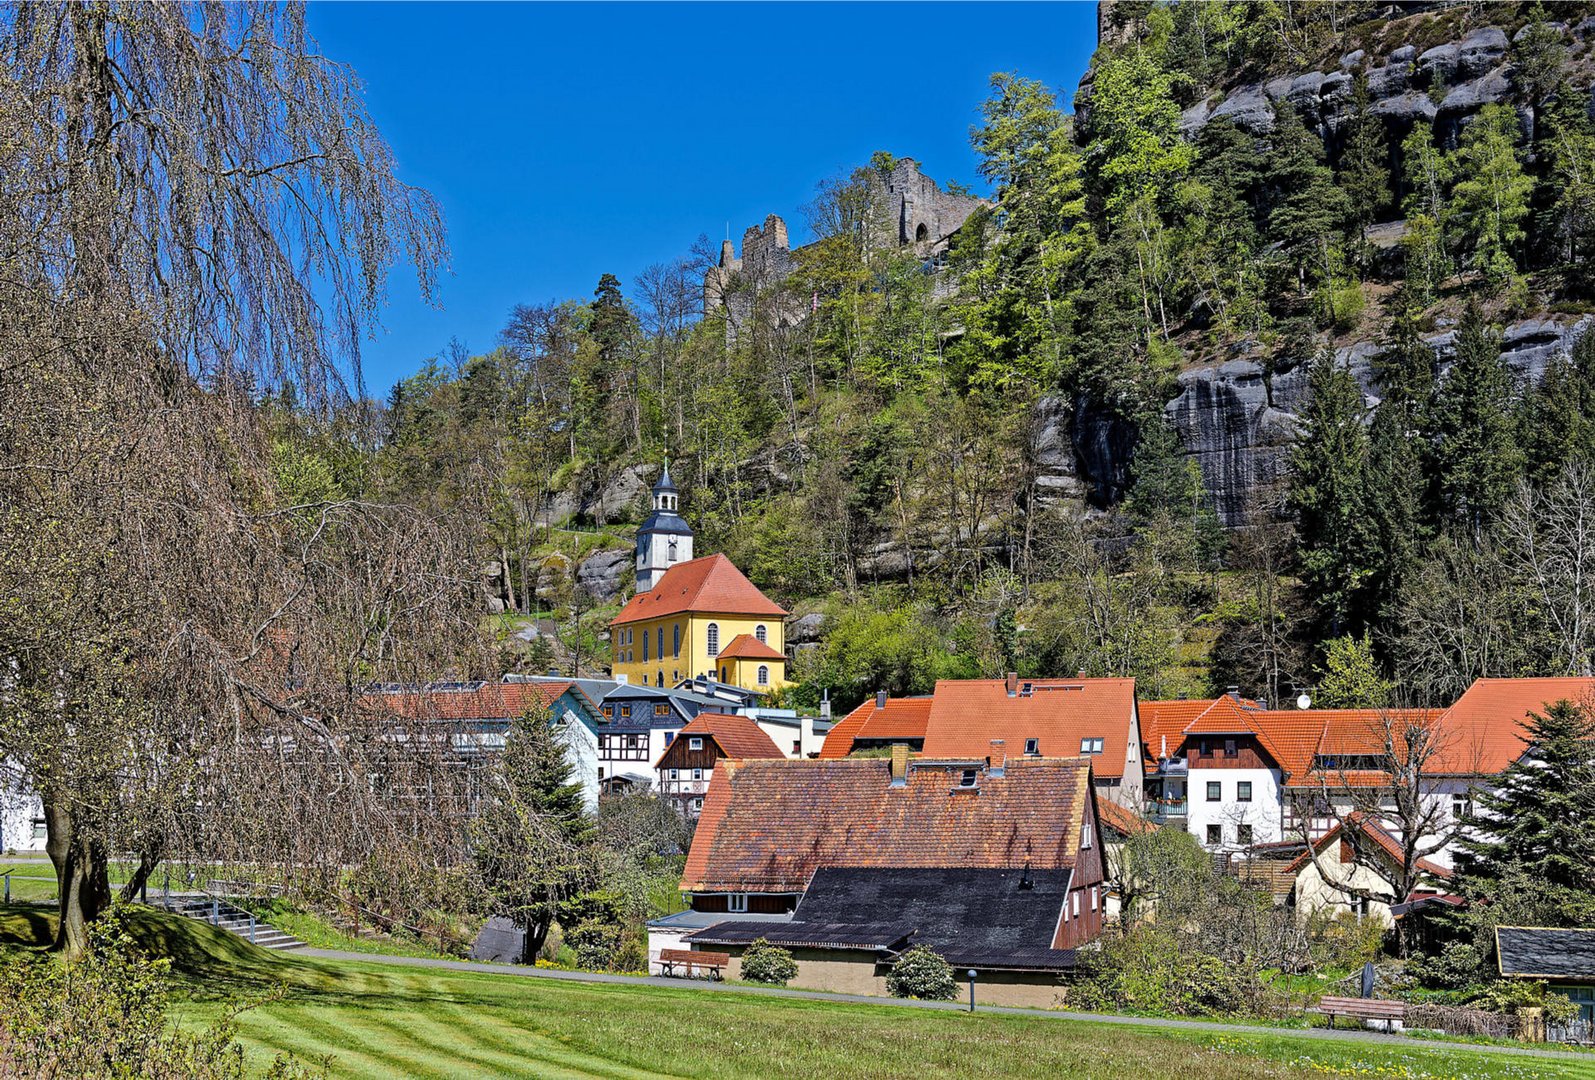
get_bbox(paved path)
[298,948,1594,1064]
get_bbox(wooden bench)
[1316,996,1407,1030]
[658,948,729,980]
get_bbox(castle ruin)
[703,157,985,335]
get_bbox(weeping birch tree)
[0,2,486,955]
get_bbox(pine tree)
[1428,302,1522,532]
[1338,73,1390,247]
[470,707,595,961]
[1126,416,1223,567]
[1538,78,1595,280]
[1518,353,1589,487]
[1264,103,1352,296]
[1463,699,1595,892]
[1290,348,1375,635]
[1363,397,1426,628]
[1449,104,1532,288]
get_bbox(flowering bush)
[886,945,957,1000]
[740,938,798,986]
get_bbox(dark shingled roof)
[684,920,911,952]
[683,866,1078,970]
[802,866,1076,970]
[1496,927,1595,980]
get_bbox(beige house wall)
[1293,847,1396,929]
[719,946,1068,1009]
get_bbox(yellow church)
[609,465,789,693]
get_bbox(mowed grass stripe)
[421,998,684,1080]
[352,1001,678,1080]
[256,1004,461,1078]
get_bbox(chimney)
[875,689,887,710]
[1005,672,1018,696]
[889,743,910,787]
[1077,669,1087,679]
[1227,685,1240,700]
[989,739,1006,778]
[820,687,832,720]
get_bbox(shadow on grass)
[0,905,54,951]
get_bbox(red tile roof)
[1139,699,1216,762]
[611,554,787,625]
[1430,677,1595,775]
[682,757,1094,893]
[656,713,783,767]
[1097,797,1155,837]
[1287,813,1452,884]
[365,681,594,721]
[919,678,1139,779]
[818,696,933,759]
[716,633,785,661]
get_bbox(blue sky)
[305,2,1099,393]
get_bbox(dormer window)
[1080,737,1104,755]
[1024,738,1039,756]
[959,768,977,788]
[689,737,703,750]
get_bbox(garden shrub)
[886,945,957,1000]
[1072,928,1252,1016]
[1407,942,1485,990]
[1305,909,1385,971]
[739,938,798,986]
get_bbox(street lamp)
[967,969,977,1012]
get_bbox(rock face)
[1163,317,1592,527]
[1029,394,1133,509]
[576,546,632,604]
[1176,19,1545,149]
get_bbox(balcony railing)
[1146,798,1188,822]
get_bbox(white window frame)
[756,665,769,685]
[1025,738,1039,755]
[728,893,748,913]
[706,622,720,656]
[755,624,767,643]
[1072,892,1080,917]
[689,737,703,750]
[1080,822,1093,850]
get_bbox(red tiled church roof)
[717,633,785,661]
[611,554,787,625]
[657,713,783,767]
[818,696,933,759]
[682,757,1095,893]
[919,678,1139,779]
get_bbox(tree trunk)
[44,794,113,957]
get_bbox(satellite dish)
[1297,694,1312,710]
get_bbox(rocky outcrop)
[1030,394,1135,509]
[1180,19,1547,150]
[1163,317,1593,527]
[576,546,632,604]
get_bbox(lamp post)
[967,969,977,1012]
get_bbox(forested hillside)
[275,1,1595,713]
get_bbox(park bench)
[658,948,729,980]
[1316,996,1407,1031]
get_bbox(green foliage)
[1263,104,1350,296]
[1304,909,1385,972]
[1073,928,1250,1016]
[1314,633,1393,708]
[1408,942,1486,990]
[1290,350,1375,634]
[560,889,627,971]
[1463,700,1595,892]
[1428,303,1522,530]
[790,594,975,712]
[739,938,799,986]
[885,945,958,1001]
[470,707,596,961]
[1449,105,1532,288]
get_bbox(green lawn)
[2,906,1590,1080]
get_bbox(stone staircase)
[162,894,305,951]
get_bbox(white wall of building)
[1188,766,1282,853]
[1,772,45,854]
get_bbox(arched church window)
[706,623,719,656]
[757,665,769,686]
[755,624,767,644]
[668,537,678,562]
[643,633,649,662]
[657,627,663,658]
[672,624,680,657]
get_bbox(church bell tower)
[635,460,693,592]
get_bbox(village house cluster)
[8,464,1591,1019]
